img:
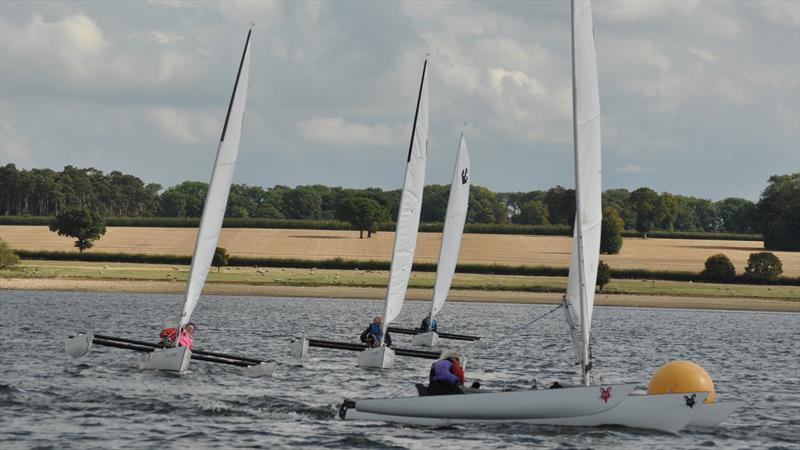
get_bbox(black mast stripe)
[220,28,252,142]
[406,59,427,163]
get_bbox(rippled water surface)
[1,290,798,449]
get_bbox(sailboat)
[410,135,471,348]
[357,59,430,369]
[339,1,736,431]
[65,28,273,377]
[288,59,443,367]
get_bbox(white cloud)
[616,163,650,174]
[595,0,700,22]
[759,0,800,27]
[145,107,218,143]
[0,119,32,163]
[688,47,716,63]
[1,14,107,81]
[295,117,398,146]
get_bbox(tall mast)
[380,59,429,344]
[571,0,590,386]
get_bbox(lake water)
[1,290,798,449]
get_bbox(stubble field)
[2,225,798,277]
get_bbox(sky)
[1,0,798,201]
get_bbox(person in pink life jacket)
[159,322,196,349]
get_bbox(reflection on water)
[0,290,798,449]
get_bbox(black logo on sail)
[461,168,469,184]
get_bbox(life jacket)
[369,323,381,344]
[430,359,463,385]
[159,327,193,350]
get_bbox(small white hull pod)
[241,362,275,378]
[138,347,192,373]
[65,332,93,358]
[412,331,439,347]
[688,401,743,427]
[350,384,635,420]
[357,346,395,369]
[290,336,310,359]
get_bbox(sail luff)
[176,29,252,330]
[381,60,429,334]
[429,135,470,320]
[565,0,602,384]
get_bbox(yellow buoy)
[647,360,716,403]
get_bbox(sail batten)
[382,61,429,329]
[429,135,471,320]
[177,30,252,329]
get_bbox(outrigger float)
[340,0,740,431]
[64,28,272,377]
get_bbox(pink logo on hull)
[599,386,612,403]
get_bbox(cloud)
[145,107,218,143]
[595,0,700,22]
[616,164,651,174]
[295,117,398,146]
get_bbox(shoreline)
[2,277,797,312]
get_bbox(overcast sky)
[1,0,798,201]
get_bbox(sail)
[177,29,252,329]
[429,135,470,320]
[382,60,429,327]
[566,0,602,367]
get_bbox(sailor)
[360,315,391,347]
[428,349,465,395]
[159,322,196,349]
[420,315,438,332]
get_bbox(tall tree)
[757,173,800,250]
[629,187,662,238]
[49,208,107,252]
[716,197,757,233]
[336,196,390,238]
[544,185,576,225]
[515,200,549,225]
[600,207,624,254]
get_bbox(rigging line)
[522,303,563,328]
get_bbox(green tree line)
[1,164,796,249]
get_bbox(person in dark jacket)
[420,315,438,332]
[428,350,465,395]
[360,315,391,347]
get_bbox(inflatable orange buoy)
[647,360,716,403]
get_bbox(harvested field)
[2,225,799,277]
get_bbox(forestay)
[382,60,430,328]
[565,0,602,373]
[429,135,471,320]
[177,30,252,329]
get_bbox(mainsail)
[177,29,252,329]
[429,135,471,320]
[381,60,430,332]
[565,0,602,383]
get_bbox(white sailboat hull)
[342,388,709,432]
[357,346,395,369]
[411,331,439,347]
[65,332,93,358]
[241,362,276,378]
[687,401,743,427]
[137,346,192,373]
[526,392,708,433]
[343,383,636,421]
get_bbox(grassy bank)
[3,260,798,301]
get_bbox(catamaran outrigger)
[339,0,740,431]
[64,28,273,377]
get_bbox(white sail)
[177,29,252,329]
[565,0,602,375]
[382,60,429,328]
[429,135,471,320]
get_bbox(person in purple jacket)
[428,350,465,396]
